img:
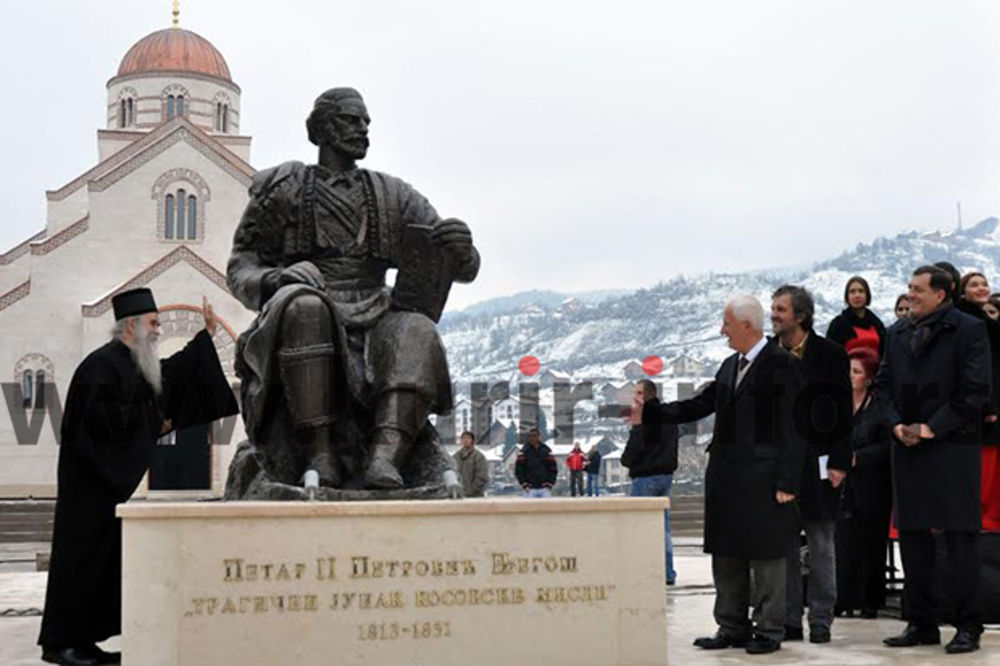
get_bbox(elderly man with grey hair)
[636,294,806,654]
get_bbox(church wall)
[45,186,89,232]
[108,74,241,136]
[97,129,144,162]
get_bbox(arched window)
[222,104,229,132]
[176,189,187,239]
[176,96,185,116]
[215,103,222,130]
[167,95,175,119]
[164,194,175,239]
[120,100,126,128]
[187,196,197,239]
[34,370,45,409]
[126,98,134,126]
[21,370,32,409]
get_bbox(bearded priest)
[38,288,239,666]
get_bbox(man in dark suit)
[639,294,805,655]
[771,285,852,644]
[876,265,990,654]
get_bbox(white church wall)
[108,73,241,135]
[97,129,144,162]
[45,186,89,231]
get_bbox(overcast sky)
[2,1,998,309]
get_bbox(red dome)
[117,28,231,82]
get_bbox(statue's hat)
[112,288,158,320]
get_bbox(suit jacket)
[875,304,991,531]
[785,333,853,522]
[647,340,806,559]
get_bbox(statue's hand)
[432,218,473,256]
[279,261,325,290]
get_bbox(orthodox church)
[0,12,255,497]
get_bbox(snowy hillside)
[441,217,1000,382]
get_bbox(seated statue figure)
[225,87,479,499]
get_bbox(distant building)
[670,354,704,377]
[622,361,645,380]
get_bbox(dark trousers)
[712,555,787,642]
[835,509,890,611]
[785,520,837,630]
[569,470,584,496]
[898,530,982,633]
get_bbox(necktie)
[738,356,750,373]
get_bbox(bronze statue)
[225,88,479,500]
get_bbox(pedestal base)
[118,498,669,666]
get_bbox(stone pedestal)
[118,498,670,666]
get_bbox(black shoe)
[745,635,781,654]
[88,646,121,665]
[809,627,831,644]
[860,608,878,619]
[693,631,750,649]
[883,624,941,647]
[41,648,98,666]
[944,629,981,654]
[783,625,803,641]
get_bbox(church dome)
[117,28,231,82]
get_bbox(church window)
[164,194,175,239]
[166,95,175,119]
[127,98,134,126]
[120,100,126,128]
[187,196,198,239]
[222,104,229,132]
[215,103,221,130]
[34,371,45,409]
[21,370,32,409]
[176,96,185,116]
[176,189,187,238]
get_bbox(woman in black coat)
[835,347,892,618]
[958,272,1000,531]
[826,276,886,357]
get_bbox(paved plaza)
[1,541,996,665]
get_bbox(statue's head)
[306,87,370,160]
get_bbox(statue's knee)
[281,294,332,343]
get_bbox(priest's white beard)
[132,323,162,395]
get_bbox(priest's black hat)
[112,288,158,320]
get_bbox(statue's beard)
[132,326,162,395]
[331,134,369,160]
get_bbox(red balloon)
[519,355,540,376]
[642,355,664,376]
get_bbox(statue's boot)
[278,342,341,487]
[364,390,426,489]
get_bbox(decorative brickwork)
[48,116,253,202]
[30,216,89,255]
[14,353,55,383]
[82,246,229,318]
[0,280,30,313]
[0,230,46,265]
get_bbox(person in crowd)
[585,444,602,496]
[934,261,962,301]
[565,442,586,497]
[989,292,1000,319]
[638,294,805,655]
[876,266,989,654]
[984,301,1000,321]
[624,379,680,585]
[515,428,557,497]
[957,272,1000,532]
[452,430,489,497]
[770,286,851,644]
[826,276,886,356]
[894,294,910,321]
[834,347,892,619]
[38,290,237,666]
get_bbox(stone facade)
[0,26,255,498]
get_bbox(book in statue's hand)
[390,224,454,323]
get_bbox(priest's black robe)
[38,330,238,649]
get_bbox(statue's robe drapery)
[38,332,237,649]
[227,162,479,480]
